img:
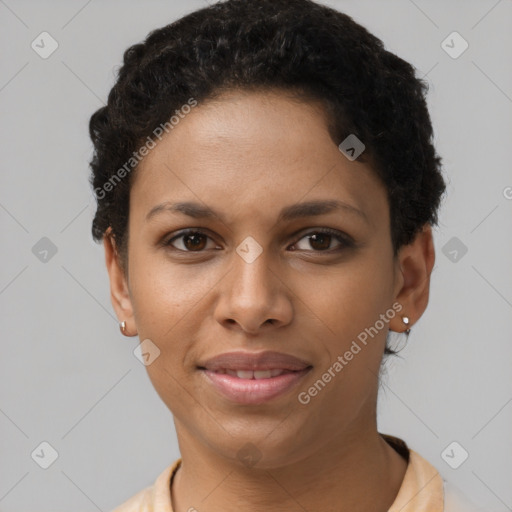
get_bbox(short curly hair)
[89,0,446,319]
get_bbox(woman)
[89,0,481,510]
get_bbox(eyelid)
[290,227,354,251]
[162,228,220,251]
[162,227,353,253]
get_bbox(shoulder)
[443,480,484,512]
[109,459,182,512]
[382,434,483,512]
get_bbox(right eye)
[163,229,218,252]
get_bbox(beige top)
[110,435,480,512]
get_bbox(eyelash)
[162,228,353,254]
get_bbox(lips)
[197,351,313,404]
[214,368,293,379]
[200,367,312,405]
[197,350,312,373]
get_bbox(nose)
[214,246,293,334]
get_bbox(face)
[105,89,433,468]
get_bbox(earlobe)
[103,228,137,336]
[390,224,436,334]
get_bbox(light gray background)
[1,0,511,510]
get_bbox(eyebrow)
[145,199,368,224]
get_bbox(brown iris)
[183,233,208,251]
[307,233,332,251]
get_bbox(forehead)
[151,90,334,162]
[130,90,386,228]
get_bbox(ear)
[103,228,137,336]
[390,224,436,333]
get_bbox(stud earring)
[402,316,411,335]
[119,321,127,336]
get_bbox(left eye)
[291,229,350,252]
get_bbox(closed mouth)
[203,368,304,379]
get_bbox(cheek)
[304,255,393,346]
[304,262,391,407]
[128,248,213,332]
[127,250,225,378]
[127,256,206,409]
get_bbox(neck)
[170,424,408,512]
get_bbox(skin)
[104,89,435,512]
